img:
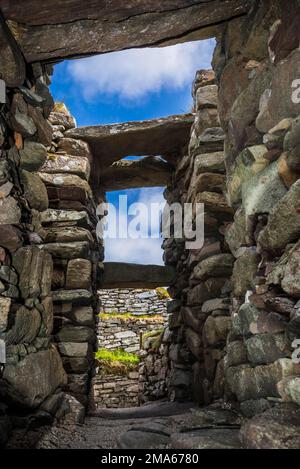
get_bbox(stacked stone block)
[0,52,68,445]
[38,104,102,406]
[211,1,300,418]
[163,71,234,403]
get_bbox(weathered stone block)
[40,242,90,260]
[0,298,11,333]
[225,340,248,367]
[5,306,41,345]
[203,315,231,347]
[19,140,47,172]
[55,325,95,344]
[245,333,290,365]
[20,170,49,212]
[231,249,259,298]
[187,278,228,306]
[0,346,67,408]
[41,153,91,180]
[192,254,234,281]
[51,289,92,305]
[0,197,21,225]
[226,359,298,402]
[196,85,218,110]
[66,259,92,289]
[258,179,300,252]
[13,246,53,300]
[231,303,261,338]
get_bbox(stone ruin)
[92,288,169,409]
[0,0,300,449]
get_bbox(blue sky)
[50,39,215,264]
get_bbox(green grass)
[141,328,164,351]
[95,348,140,376]
[99,311,164,322]
[95,348,140,365]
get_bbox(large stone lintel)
[65,114,194,169]
[100,262,175,289]
[2,1,252,62]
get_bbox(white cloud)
[67,39,215,100]
[104,238,164,265]
[104,187,165,264]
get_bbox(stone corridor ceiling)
[0,0,252,62]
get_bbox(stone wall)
[164,0,300,417]
[0,25,103,444]
[92,370,139,409]
[0,51,69,445]
[39,104,102,408]
[163,70,233,402]
[100,288,169,316]
[212,0,300,416]
[92,288,169,407]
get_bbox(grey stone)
[241,404,300,449]
[20,170,49,212]
[55,326,95,344]
[192,254,233,281]
[258,179,300,253]
[19,140,47,172]
[0,346,67,408]
[171,428,241,449]
[0,197,21,225]
[231,249,259,298]
[245,333,290,365]
[5,306,41,345]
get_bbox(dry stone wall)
[163,70,234,403]
[0,58,70,445]
[92,288,169,408]
[164,1,300,428]
[212,0,300,419]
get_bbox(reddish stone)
[0,225,23,253]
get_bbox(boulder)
[57,342,90,358]
[240,404,300,449]
[203,316,231,346]
[227,145,269,206]
[195,192,234,215]
[19,140,47,172]
[0,346,67,408]
[231,303,261,338]
[225,340,248,367]
[245,333,290,365]
[196,85,218,110]
[13,246,53,300]
[0,298,11,333]
[225,208,247,257]
[5,306,41,345]
[278,377,300,407]
[187,278,228,306]
[0,225,22,253]
[226,359,299,402]
[256,50,300,133]
[185,327,202,360]
[192,254,234,281]
[40,242,90,260]
[0,197,21,225]
[194,151,225,176]
[258,179,300,253]
[9,94,36,137]
[241,160,287,217]
[39,172,92,195]
[20,170,49,212]
[231,249,259,298]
